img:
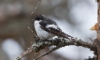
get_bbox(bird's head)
[34,14,46,21]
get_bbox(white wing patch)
[46,24,58,29]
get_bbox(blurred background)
[0,0,97,60]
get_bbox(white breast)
[34,20,55,39]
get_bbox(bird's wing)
[39,19,69,38]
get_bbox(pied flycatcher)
[34,15,71,40]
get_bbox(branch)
[34,46,59,60]
[31,0,41,14]
[95,0,100,60]
[15,36,96,60]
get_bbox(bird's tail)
[58,32,74,40]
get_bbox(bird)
[34,14,72,40]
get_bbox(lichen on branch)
[15,36,96,60]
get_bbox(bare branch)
[14,47,33,60]
[95,0,100,60]
[31,0,41,14]
[15,36,96,60]
[34,47,59,60]
[28,27,38,38]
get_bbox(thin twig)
[28,27,34,33]
[89,38,95,45]
[28,27,37,38]
[34,47,59,60]
[14,47,34,60]
[28,27,40,39]
[33,52,37,60]
[31,0,41,14]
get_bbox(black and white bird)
[34,15,71,40]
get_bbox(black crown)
[35,15,45,20]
